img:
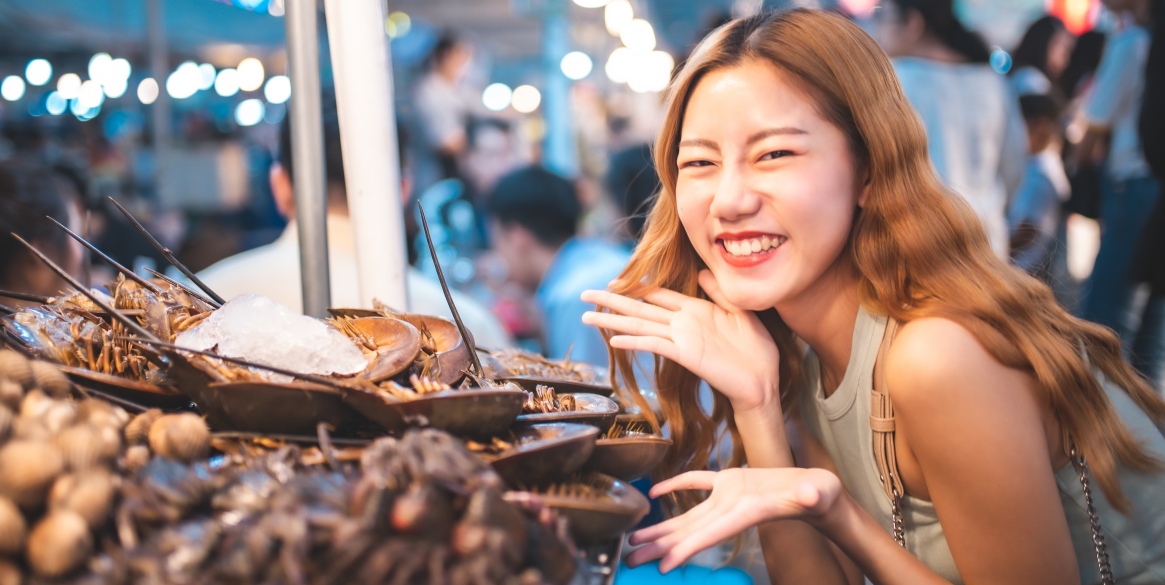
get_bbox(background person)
[198,98,512,350]
[0,160,84,304]
[873,0,1027,258]
[1009,15,1074,97]
[1008,94,1071,283]
[1077,0,1158,350]
[486,165,630,365]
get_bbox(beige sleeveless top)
[798,307,1165,584]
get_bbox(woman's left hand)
[627,467,844,573]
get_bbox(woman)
[1009,15,1074,97]
[582,10,1165,584]
[872,0,1027,259]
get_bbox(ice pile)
[175,294,367,382]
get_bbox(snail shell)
[147,413,210,463]
[0,351,33,390]
[123,409,162,446]
[0,382,22,412]
[26,510,92,578]
[54,425,110,472]
[0,405,13,444]
[0,496,26,556]
[49,470,117,530]
[29,361,70,399]
[0,440,65,509]
[122,445,150,475]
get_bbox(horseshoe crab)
[582,417,672,482]
[479,423,599,487]
[515,391,620,433]
[505,472,649,545]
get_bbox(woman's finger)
[657,510,749,573]
[696,270,738,313]
[581,289,673,323]
[649,471,718,497]
[609,335,681,363]
[581,311,671,340]
[628,496,717,546]
[641,287,697,311]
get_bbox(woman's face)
[675,59,864,312]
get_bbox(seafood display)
[0,200,670,583]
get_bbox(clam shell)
[29,361,71,399]
[19,390,53,421]
[148,413,210,463]
[0,351,33,390]
[26,510,92,578]
[0,440,65,509]
[124,409,163,446]
[76,399,130,431]
[11,417,50,442]
[49,470,117,529]
[55,425,111,471]
[0,496,26,556]
[122,445,150,475]
[0,381,21,411]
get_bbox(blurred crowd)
[2,0,1163,394]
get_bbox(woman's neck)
[776,260,863,395]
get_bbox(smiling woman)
[580,8,1165,585]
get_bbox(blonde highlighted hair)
[605,8,1165,516]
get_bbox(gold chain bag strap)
[869,319,1114,584]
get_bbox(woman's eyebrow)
[679,127,808,151]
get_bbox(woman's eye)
[759,150,793,161]
[679,160,713,169]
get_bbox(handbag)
[868,319,1115,584]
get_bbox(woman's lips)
[716,235,785,268]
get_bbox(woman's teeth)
[722,236,785,257]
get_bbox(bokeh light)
[511,85,541,114]
[264,75,291,104]
[88,53,113,84]
[78,80,105,109]
[137,78,159,104]
[573,0,609,7]
[237,58,265,92]
[166,62,201,99]
[46,91,67,115]
[234,98,265,126]
[1,76,26,101]
[604,0,633,35]
[386,11,412,39]
[560,52,593,80]
[620,19,656,51]
[215,68,241,97]
[198,64,217,91]
[25,59,52,86]
[482,83,513,112]
[57,73,82,100]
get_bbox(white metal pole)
[322,0,409,312]
[284,0,332,317]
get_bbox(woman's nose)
[709,167,762,221]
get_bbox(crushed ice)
[175,294,366,382]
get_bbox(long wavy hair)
[604,9,1165,516]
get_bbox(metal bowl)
[505,472,650,545]
[342,387,525,438]
[515,393,620,433]
[486,422,600,487]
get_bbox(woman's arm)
[881,318,1080,584]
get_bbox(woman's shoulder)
[882,317,1030,411]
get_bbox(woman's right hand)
[580,269,781,415]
